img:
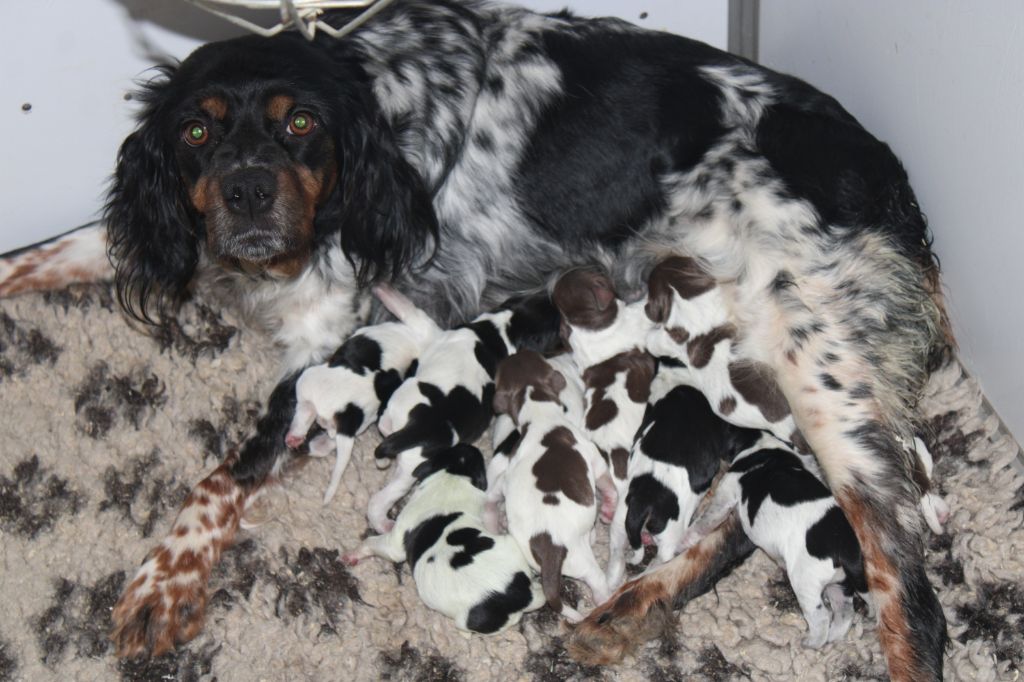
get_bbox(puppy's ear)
[330,87,439,286]
[645,266,672,323]
[105,68,199,325]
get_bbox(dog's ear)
[329,87,439,286]
[645,264,673,323]
[105,67,199,326]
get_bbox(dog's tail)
[529,532,576,619]
[0,221,112,297]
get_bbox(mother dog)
[0,1,952,678]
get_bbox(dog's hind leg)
[110,371,302,658]
[0,221,112,297]
[568,511,755,665]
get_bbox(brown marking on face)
[199,96,228,120]
[532,426,595,507]
[493,350,567,423]
[265,94,295,122]
[687,324,736,369]
[583,349,655,430]
[645,256,717,322]
[718,397,736,416]
[530,532,568,614]
[727,360,791,423]
[190,176,216,216]
[553,269,618,333]
[610,447,629,480]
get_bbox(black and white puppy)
[341,444,544,635]
[679,433,868,649]
[366,286,557,532]
[490,350,611,622]
[609,360,759,587]
[284,288,438,503]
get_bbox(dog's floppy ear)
[329,83,439,286]
[105,67,199,326]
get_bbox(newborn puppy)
[285,287,438,503]
[680,433,868,649]
[644,256,801,447]
[489,350,611,621]
[607,359,759,587]
[366,287,557,532]
[341,444,544,634]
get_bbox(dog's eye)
[287,111,316,136]
[182,121,209,146]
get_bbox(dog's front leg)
[110,371,301,657]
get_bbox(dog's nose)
[221,168,277,216]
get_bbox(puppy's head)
[412,444,487,492]
[493,350,567,424]
[552,268,618,343]
[645,256,716,323]
[106,33,437,325]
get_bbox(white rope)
[181,0,395,40]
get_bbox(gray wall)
[760,1,1024,440]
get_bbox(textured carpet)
[1,284,1022,682]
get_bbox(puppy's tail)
[529,532,570,617]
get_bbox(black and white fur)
[5,2,949,674]
[341,444,545,634]
[285,287,438,503]
[610,361,759,587]
[679,433,869,649]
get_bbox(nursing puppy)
[284,288,439,503]
[645,257,801,446]
[680,433,869,649]
[365,287,558,532]
[490,350,611,622]
[609,360,759,587]
[341,444,544,634]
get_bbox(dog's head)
[551,268,618,343]
[106,33,437,324]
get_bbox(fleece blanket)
[0,284,1022,681]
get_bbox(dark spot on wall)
[99,449,188,538]
[152,301,237,361]
[379,640,464,682]
[0,310,62,380]
[33,571,126,667]
[73,362,167,438]
[0,455,86,538]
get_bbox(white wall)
[0,1,726,256]
[760,1,1024,440]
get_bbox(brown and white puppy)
[553,269,657,585]
[489,351,611,622]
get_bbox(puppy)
[364,287,543,532]
[679,433,868,649]
[284,288,438,503]
[645,257,801,446]
[608,359,760,587]
[341,444,544,634]
[489,350,611,621]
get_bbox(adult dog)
[0,1,952,678]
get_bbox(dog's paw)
[111,549,209,657]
